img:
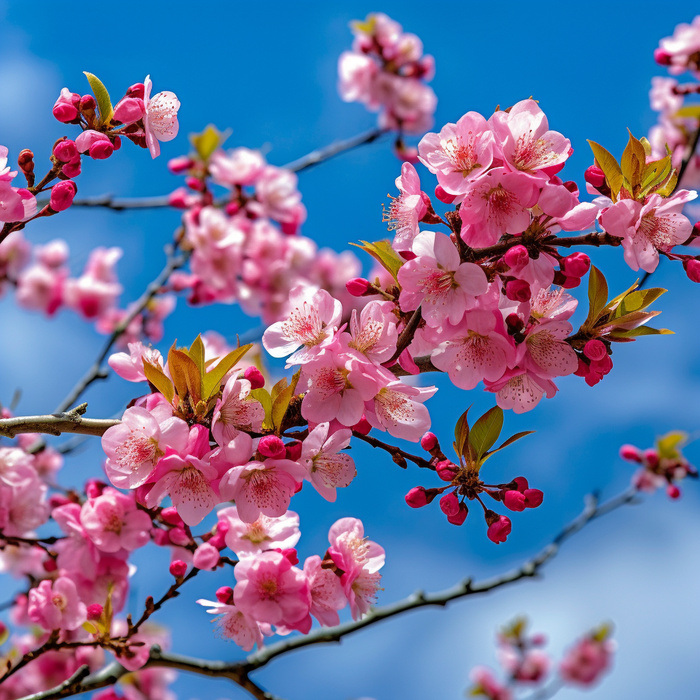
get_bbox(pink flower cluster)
[0,146,37,224]
[338,13,437,136]
[167,147,362,325]
[198,515,384,648]
[0,233,174,343]
[469,619,614,700]
[620,435,697,498]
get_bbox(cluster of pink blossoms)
[338,12,437,149]
[0,146,37,224]
[620,433,697,498]
[470,619,615,700]
[165,145,363,325]
[0,233,174,343]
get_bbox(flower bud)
[561,252,591,278]
[487,514,512,544]
[49,180,77,212]
[435,185,456,204]
[127,83,146,98]
[85,478,107,499]
[89,139,115,160]
[193,543,220,571]
[405,486,429,508]
[169,560,188,578]
[152,529,170,546]
[169,526,190,546]
[87,603,103,621]
[285,440,303,461]
[161,506,183,525]
[684,259,700,283]
[53,139,78,164]
[80,94,96,111]
[439,491,461,517]
[584,165,606,189]
[524,488,544,508]
[113,97,145,125]
[346,277,371,296]
[504,244,529,270]
[168,156,194,174]
[258,435,286,459]
[43,558,58,572]
[62,158,81,178]
[216,586,234,604]
[654,48,672,65]
[505,279,531,302]
[279,547,299,565]
[53,89,80,123]
[352,415,372,435]
[446,502,468,526]
[644,449,659,467]
[244,366,265,389]
[186,176,205,192]
[505,313,525,334]
[583,339,607,362]
[560,274,581,289]
[513,476,529,492]
[503,489,526,511]
[435,459,457,482]
[666,484,681,499]
[17,149,34,173]
[420,432,438,451]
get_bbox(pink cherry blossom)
[233,550,310,629]
[657,16,700,77]
[519,318,578,379]
[27,577,87,631]
[303,555,347,627]
[0,146,36,222]
[145,425,220,525]
[560,635,615,686]
[485,367,558,414]
[80,487,151,553]
[209,147,266,187]
[384,162,427,250]
[489,99,571,177]
[218,506,300,558]
[342,299,398,363]
[212,373,265,447]
[102,406,189,489]
[300,422,356,501]
[460,168,539,247]
[431,311,516,390]
[398,231,488,327]
[262,285,342,365]
[196,598,266,650]
[143,75,180,158]
[255,166,305,224]
[599,190,697,272]
[418,112,494,195]
[219,458,308,523]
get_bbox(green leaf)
[453,407,471,460]
[188,335,206,377]
[656,431,687,460]
[611,288,666,319]
[620,131,646,190]
[202,344,253,399]
[585,266,609,327]
[168,347,202,404]
[641,155,672,195]
[351,240,405,282]
[83,72,113,125]
[588,140,624,198]
[251,388,273,431]
[654,169,678,197]
[270,377,289,403]
[674,105,700,119]
[142,360,174,403]
[271,370,301,432]
[608,325,673,340]
[468,406,504,463]
[190,125,230,163]
[483,430,535,461]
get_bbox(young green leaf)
[585,266,609,327]
[588,140,624,198]
[453,406,471,460]
[251,388,273,431]
[468,406,504,463]
[483,430,535,461]
[351,240,405,282]
[202,344,253,399]
[84,72,114,125]
[142,360,175,404]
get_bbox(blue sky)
[1,2,700,699]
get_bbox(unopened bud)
[87,603,103,621]
[258,435,286,459]
[504,244,529,270]
[169,560,188,578]
[405,486,429,508]
[216,586,234,604]
[244,366,265,389]
[667,484,681,499]
[684,259,700,283]
[584,165,606,189]
[561,252,591,278]
[583,339,607,362]
[346,277,371,296]
[446,502,468,526]
[435,460,457,482]
[168,156,194,174]
[420,431,438,451]
[654,47,672,65]
[17,149,34,173]
[80,94,96,111]
[49,180,77,212]
[505,279,531,302]
[439,491,461,517]
[352,415,372,435]
[505,313,525,334]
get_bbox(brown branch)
[352,430,435,470]
[0,403,119,439]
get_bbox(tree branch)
[0,403,119,439]
[19,487,639,700]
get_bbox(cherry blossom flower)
[383,162,428,250]
[300,422,356,501]
[398,231,488,327]
[143,75,180,159]
[519,319,578,379]
[233,551,311,629]
[218,506,300,558]
[212,374,265,447]
[196,598,266,650]
[107,341,164,383]
[341,299,398,363]
[303,555,347,626]
[27,577,87,631]
[560,634,615,686]
[484,367,558,414]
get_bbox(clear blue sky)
[1,2,699,699]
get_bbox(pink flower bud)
[53,89,80,123]
[280,547,298,565]
[18,149,34,173]
[487,515,512,544]
[285,440,302,461]
[49,494,71,509]
[193,543,220,571]
[590,354,613,374]
[560,275,581,289]
[216,586,234,604]
[168,187,192,209]
[435,185,456,203]
[513,476,529,492]
[258,435,286,459]
[169,526,190,546]
[503,489,526,512]
[89,139,115,160]
[168,156,194,174]
[152,529,170,546]
[169,560,188,578]
[644,449,659,467]
[505,313,525,333]
[62,158,81,178]
[49,180,77,212]
[446,502,468,526]
[504,244,529,270]
[80,95,96,111]
[436,460,457,482]
[505,279,531,302]
[161,506,183,525]
[43,558,58,572]
[87,603,103,621]
[346,277,371,296]
[583,339,607,362]
[405,486,429,508]
[244,366,265,389]
[666,484,681,499]
[584,165,606,189]
[420,432,438,451]
[684,259,700,283]
[84,479,107,499]
[53,139,78,163]
[561,252,591,278]
[113,97,145,126]
[352,415,372,435]
[127,83,145,99]
[439,491,460,517]
[524,488,544,508]
[654,47,672,65]
[186,176,205,192]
